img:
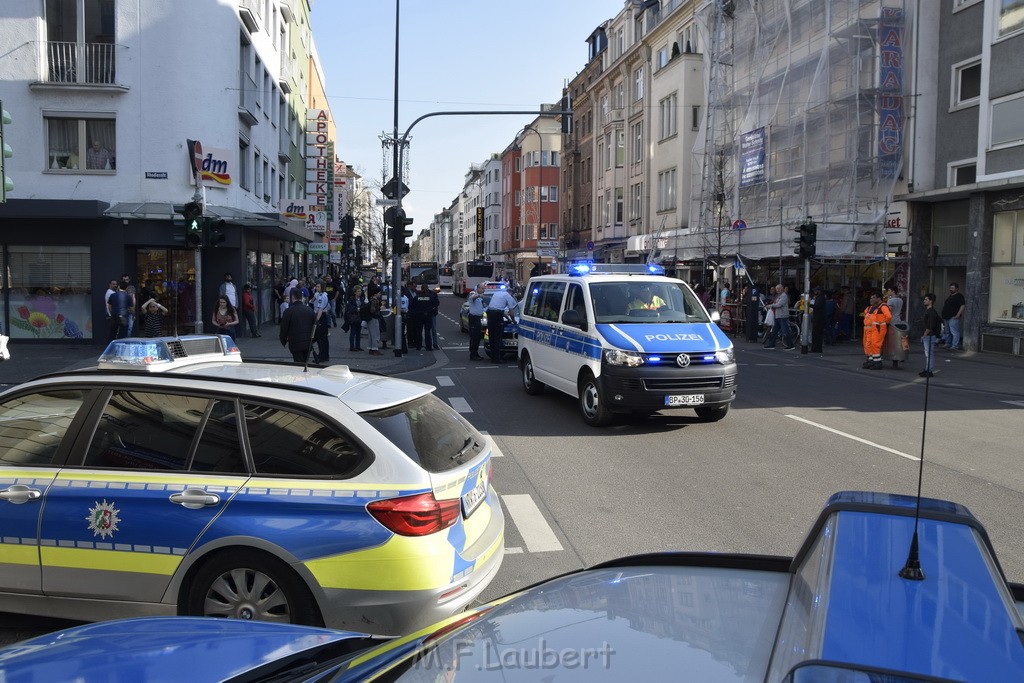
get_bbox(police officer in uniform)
[486,285,519,363]
[467,282,487,361]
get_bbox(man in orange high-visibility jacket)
[862,291,891,370]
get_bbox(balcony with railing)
[239,71,259,126]
[279,53,292,93]
[239,0,262,32]
[45,41,117,85]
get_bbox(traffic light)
[560,94,573,135]
[798,220,817,260]
[340,214,355,234]
[1,103,12,202]
[354,235,363,265]
[206,218,226,246]
[385,206,413,255]
[181,201,204,247]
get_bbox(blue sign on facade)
[739,128,767,188]
[878,7,904,179]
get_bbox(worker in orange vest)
[862,290,891,370]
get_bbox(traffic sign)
[375,198,399,206]
[537,240,557,248]
[537,248,558,257]
[586,240,594,251]
[382,177,409,200]
[732,219,747,230]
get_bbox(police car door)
[552,283,596,389]
[0,388,90,594]
[522,280,567,390]
[39,389,248,603]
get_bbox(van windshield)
[590,281,711,324]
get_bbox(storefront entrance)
[135,249,197,336]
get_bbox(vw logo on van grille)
[676,353,691,367]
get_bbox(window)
[44,0,116,84]
[541,186,558,202]
[601,94,609,123]
[515,156,521,172]
[524,280,567,322]
[634,67,644,101]
[615,187,624,224]
[8,245,92,339]
[45,115,115,171]
[657,168,677,211]
[550,151,559,167]
[657,47,668,70]
[950,162,977,186]
[631,182,643,220]
[692,105,702,131]
[988,210,1024,324]
[953,60,982,106]
[998,0,1024,37]
[239,138,250,191]
[614,82,625,110]
[616,129,625,167]
[991,92,1024,147]
[246,403,368,476]
[659,94,678,140]
[565,283,587,323]
[632,122,643,164]
[0,390,86,466]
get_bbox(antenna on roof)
[899,375,931,581]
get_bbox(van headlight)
[715,348,735,364]
[605,349,645,367]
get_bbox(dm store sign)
[193,146,233,188]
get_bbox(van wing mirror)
[561,309,582,327]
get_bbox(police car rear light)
[367,492,461,536]
[97,335,242,371]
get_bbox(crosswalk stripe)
[437,376,454,387]
[1002,400,1024,408]
[449,397,473,413]
[501,494,563,552]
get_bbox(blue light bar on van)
[569,263,594,276]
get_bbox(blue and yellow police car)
[0,335,503,636]
[518,264,737,426]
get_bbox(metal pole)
[390,0,403,356]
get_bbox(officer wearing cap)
[485,285,519,363]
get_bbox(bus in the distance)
[452,260,495,297]
[439,263,454,289]
[402,261,439,287]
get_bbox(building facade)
[0,0,320,342]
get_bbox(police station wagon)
[518,264,736,426]
[0,335,503,636]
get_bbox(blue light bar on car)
[99,339,175,366]
[97,335,242,371]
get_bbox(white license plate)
[665,394,705,406]
[461,477,487,517]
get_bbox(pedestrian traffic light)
[340,214,355,234]
[181,201,204,247]
[798,220,817,260]
[354,235,364,265]
[385,206,413,255]
[1,103,12,202]
[206,218,226,246]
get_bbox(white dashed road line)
[786,414,919,462]
[504,547,524,554]
[501,494,564,552]
[1002,400,1024,408]
[436,376,454,387]
[449,397,473,413]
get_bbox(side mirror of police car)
[710,310,721,323]
[561,308,586,331]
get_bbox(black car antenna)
[899,374,932,581]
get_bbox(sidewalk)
[0,321,438,387]
[733,332,1024,397]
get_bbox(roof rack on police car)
[568,263,665,276]
[97,334,241,371]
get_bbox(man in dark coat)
[279,289,316,362]
[811,287,828,353]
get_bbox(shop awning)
[103,202,315,243]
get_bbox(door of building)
[135,249,197,335]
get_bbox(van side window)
[525,281,567,322]
[565,284,587,322]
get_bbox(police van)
[517,264,736,426]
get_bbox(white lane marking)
[449,397,473,413]
[501,494,563,552]
[505,547,524,554]
[1001,400,1024,408]
[480,431,503,457]
[786,414,919,462]
[437,376,454,387]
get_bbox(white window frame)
[657,168,677,212]
[659,93,678,141]
[43,111,116,174]
[996,0,1024,39]
[953,0,982,11]
[632,122,643,164]
[634,67,644,101]
[947,158,978,187]
[990,90,1024,150]
[630,182,643,220]
[950,57,982,110]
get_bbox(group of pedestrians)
[105,273,169,340]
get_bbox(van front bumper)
[598,361,737,412]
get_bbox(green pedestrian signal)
[180,201,204,247]
[1,103,12,202]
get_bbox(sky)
[311,0,622,237]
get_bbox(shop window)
[989,210,1024,325]
[7,245,91,339]
[45,115,115,171]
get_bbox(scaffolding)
[681,0,908,266]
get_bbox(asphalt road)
[3,290,1023,646]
